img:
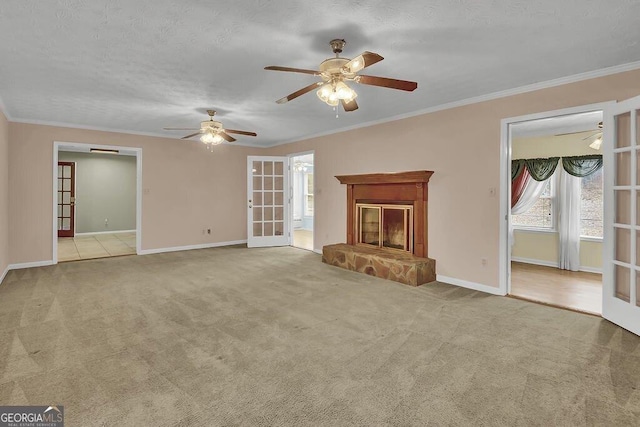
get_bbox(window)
[512,178,554,230]
[304,173,314,216]
[580,167,603,238]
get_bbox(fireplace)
[357,203,413,252]
[322,171,436,286]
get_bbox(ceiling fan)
[163,110,257,148]
[555,121,603,149]
[265,39,418,112]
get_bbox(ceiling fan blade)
[356,75,417,91]
[219,132,236,142]
[225,129,257,137]
[582,132,602,141]
[276,82,323,104]
[343,51,384,73]
[555,128,599,137]
[164,127,200,131]
[265,66,319,75]
[341,98,359,112]
[181,131,203,139]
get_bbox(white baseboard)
[8,260,55,270]
[436,274,506,296]
[75,230,136,236]
[0,264,8,285]
[138,240,247,255]
[511,256,602,274]
[313,249,322,255]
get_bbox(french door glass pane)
[253,207,262,221]
[264,192,273,205]
[253,222,263,237]
[275,222,284,236]
[62,205,70,217]
[274,192,283,205]
[253,192,262,206]
[274,177,283,191]
[63,192,70,204]
[264,162,273,175]
[275,162,283,175]
[63,165,71,178]
[264,207,273,221]
[615,190,631,224]
[616,112,631,148]
[615,228,631,264]
[615,265,631,302]
[63,179,71,191]
[274,207,283,221]
[264,222,273,236]
[616,152,631,186]
[253,161,262,175]
[62,218,70,230]
[253,176,262,191]
[265,177,273,190]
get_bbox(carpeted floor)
[0,246,639,426]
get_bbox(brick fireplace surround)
[322,171,436,286]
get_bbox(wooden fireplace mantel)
[335,170,434,258]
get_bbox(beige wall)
[0,110,8,278]
[9,124,256,264]
[511,230,602,271]
[265,69,640,288]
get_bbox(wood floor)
[510,262,602,315]
[293,229,313,251]
[58,232,136,262]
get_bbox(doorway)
[290,152,314,251]
[53,142,142,263]
[502,105,610,315]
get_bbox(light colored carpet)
[0,246,639,426]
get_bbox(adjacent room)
[56,147,138,261]
[509,112,604,315]
[1,1,640,425]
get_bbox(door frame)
[499,101,615,296]
[288,150,315,252]
[52,141,143,264]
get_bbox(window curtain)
[510,172,551,248]
[524,157,560,181]
[558,168,582,271]
[562,155,603,178]
[511,166,530,208]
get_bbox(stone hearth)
[323,244,436,287]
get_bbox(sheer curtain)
[558,168,582,271]
[510,173,550,248]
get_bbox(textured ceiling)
[0,1,639,147]
[511,111,603,138]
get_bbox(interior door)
[247,156,289,247]
[603,94,640,336]
[57,161,75,238]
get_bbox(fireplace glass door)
[357,204,413,252]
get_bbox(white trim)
[0,265,8,285]
[8,260,54,270]
[288,151,315,252]
[53,141,143,264]
[511,256,602,274]
[499,101,615,296]
[580,236,603,243]
[74,230,136,236]
[138,240,247,255]
[436,275,505,296]
[265,61,640,148]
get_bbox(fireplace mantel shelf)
[335,170,434,185]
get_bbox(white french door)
[247,156,290,248]
[603,94,640,336]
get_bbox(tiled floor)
[293,229,313,251]
[58,232,136,262]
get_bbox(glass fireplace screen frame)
[356,203,414,252]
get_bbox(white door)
[603,94,640,336]
[247,156,290,248]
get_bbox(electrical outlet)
[481,258,488,267]
[207,229,211,234]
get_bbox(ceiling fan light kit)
[265,38,417,112]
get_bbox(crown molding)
[265,59,640,148]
